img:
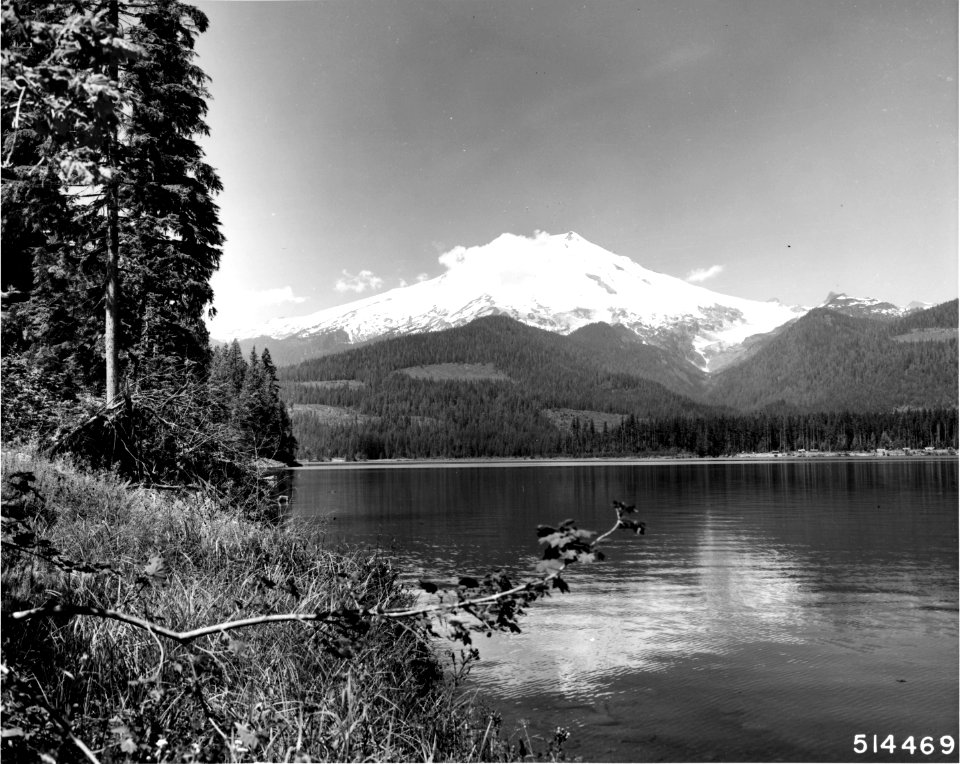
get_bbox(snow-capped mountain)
[819,292,914,319]
[239,232,807,371]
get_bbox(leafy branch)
[9,500,645,649]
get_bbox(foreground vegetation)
[2,450,571,763]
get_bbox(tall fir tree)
[2,0,222,399]
[120,0,223,388]
[260,348,296,461]
[2,1,134,392]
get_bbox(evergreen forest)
[280,312,958,461]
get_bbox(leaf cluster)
[2,1,142,184]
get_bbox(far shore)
[291,452,958,470]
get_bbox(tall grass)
[1,450,542,763]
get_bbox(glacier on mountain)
[235,231,811,370]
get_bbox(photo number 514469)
[853,734,955,756]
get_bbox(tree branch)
[10,504,641,646]
[2,86,28,168]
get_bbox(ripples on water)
[289,459,959,762]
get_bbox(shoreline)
[291,452,959,470]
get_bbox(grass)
[1,450,554,763]
[289,403,378,425]
[890,327,959,343]
[541,408,626,434]
[293,381,367,390]
[396,363,512,382]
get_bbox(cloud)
[438,246,468,271]
[335,269,384,293]
[686,264,724,283]
[247,286,307,307]
[437,232,554,272]
[398,272,430,288]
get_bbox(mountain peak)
[821,292,905,319]
[234,231,807,372]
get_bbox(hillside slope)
[281,314,712,417]
[278,311,958,459]
[706,300,958,412]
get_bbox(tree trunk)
[105,185,119,403]
[104,0,120,404]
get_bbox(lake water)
[286,459,959,762]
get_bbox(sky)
[192,0,958,339]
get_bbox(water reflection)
[462,507,816,704]
[289,460,959,761]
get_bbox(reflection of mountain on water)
[468,509,815,701]
[440,461,958,705]
[694,514,808,637]
[289,460,958,759]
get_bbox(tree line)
[287,375,958,460]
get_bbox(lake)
[286,459,959,762]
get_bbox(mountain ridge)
[278,302,957,459]
[224,231,806,371]
[280,300,957,414]
[706,300,958,412]
[220,232,947,375]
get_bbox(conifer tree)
[120,0,223,387]
[237,348,291,460]
[0,0,285,478]
[2,1,135,392]
[209,340,246,400]
[2,0,222,401]
[260,348,296,461]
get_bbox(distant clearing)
[290,404,376,425]
[294,380,366,389]
[543,408,627,432]
[407,415,442,427]
[891,328,958,343]
[397,363,512,382]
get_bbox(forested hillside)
[706,301,958,412]
[234,328,354,367]
[282,315,712,415]
[278,312,958,460]
[566,322,706,398]
[280,315,719,458]
[894,299,958,331]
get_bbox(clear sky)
[193,0,958,339]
